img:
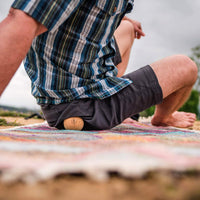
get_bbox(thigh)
[150,55,197,98]
[86,65,162,130]
[114,20,135,77]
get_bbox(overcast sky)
[0,0,200,110]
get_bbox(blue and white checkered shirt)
[12,0,134,104]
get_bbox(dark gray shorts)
[41,65,163,130]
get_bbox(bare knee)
[117,20,136,43]
[151,54,198,97]
[124,20,135,42]
[174,55,198,85]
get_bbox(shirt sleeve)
[126,0,134,14]
[11,0,82,32]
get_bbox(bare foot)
[151,111,196,128]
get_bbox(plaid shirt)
[12,0,134,105]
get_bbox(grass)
[0,109,41,127]
[0,110,30,118]
[0,118,21,126]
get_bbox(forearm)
[0,9,47,96]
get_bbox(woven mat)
[0,121,200,183]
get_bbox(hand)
[123,16,145,39]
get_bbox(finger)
[137,29,145,36]
[135,32,140,39]
[135,30,145,39]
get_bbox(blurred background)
[0,0,200,111]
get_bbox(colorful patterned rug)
[0,120,200,183]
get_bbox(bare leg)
[114,18,142,123]
[114,19,136,77]
[115,19,146,122]
[114,21,197,128]
[150,55,198,128]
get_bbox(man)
[0,0,197,130]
